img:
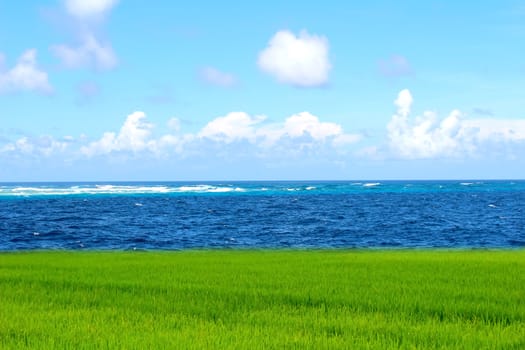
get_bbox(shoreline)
[2,246,525,253]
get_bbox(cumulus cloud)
[0,50,53,94]
[281,112,342,140]
[80,112,196,158]
[64,0,118,19]
[394,88,413,117]
[78,110,360,159]
[199,112,266,143]
[258,30,331,87]
[81,111,154,156]
[199,66,237,87]
[199,111,360,149]
[257,112,344,147]
[51,34,117,70]
[386,89,525,159]
[6,92,525,168]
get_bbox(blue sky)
[1,0,524,181]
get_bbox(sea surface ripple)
[1,181,524,250]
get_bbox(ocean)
[1,181,524,250]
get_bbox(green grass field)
[1,250,524,349]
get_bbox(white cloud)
[199,112,266,143]
[332,133,363,148]
[65,0,118,18]
[282,112,342,140]
[394,88,413,117]
[200,111,360,150]
[199,66,237,87]
[257,30,331,87]
[386,89,525,159]
[256,112,345,147]
[51,34,117,70]
[0,50,53,94]
[463,119,525,142]
[1,136,69,157]
[52,1,119,71]
[81,111,154,156]
[80,112,194,158]
[78,110,360,159]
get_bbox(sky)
[1,0,524,181]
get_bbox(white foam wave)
[0,184,248,196]
[176,185,213,192]
[174,185,241,193]
[208,187,234,193]
[13,187,52,192]
[363,182,381,187]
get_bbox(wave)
[0,181,522,197]
[2,183,322,196]
[0,184,251,197]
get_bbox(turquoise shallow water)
[1,181,524,250]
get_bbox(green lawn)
[0,250,524,349]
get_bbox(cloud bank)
[2,91,524,173]
[79,110,360,158]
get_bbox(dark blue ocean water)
[1,181,524,250]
